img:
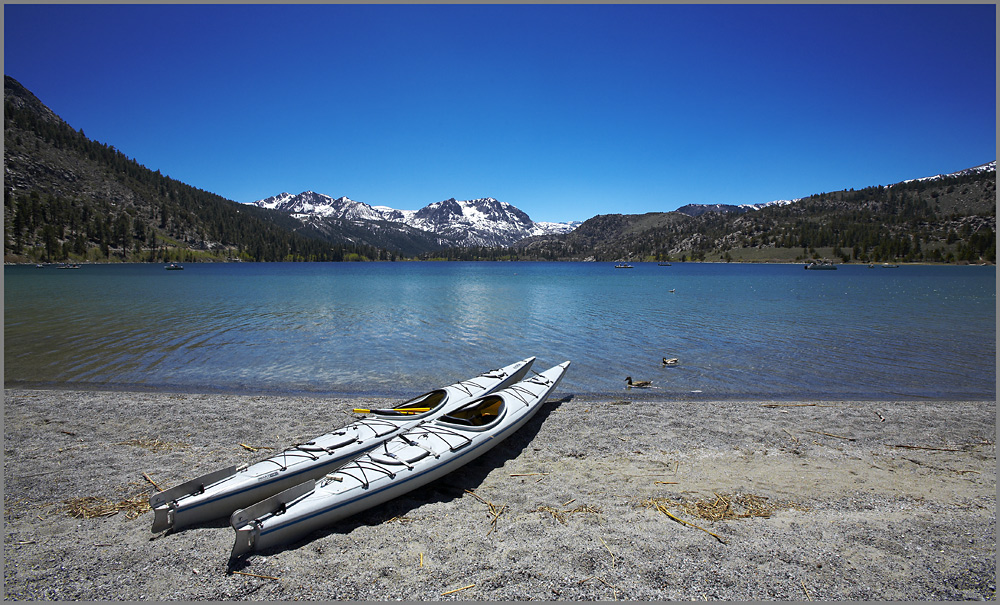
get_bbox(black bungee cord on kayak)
[451,366,510,396]
[330,458,401,488]
[406,423,474,453]
[503,371,555,404]
[255,417,401,471]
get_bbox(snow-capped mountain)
[676,198,801,217]
[676,161,997,218]
[531,220,582,236]
[249,192,579,250]
[407,197,534,247]
[901,161,996,185]
[739,199,800,211]
[675,198,790,217]
[253,191,408,223]
[676,161,995,218]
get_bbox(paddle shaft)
[352,407,431,414]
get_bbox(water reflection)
[4,262,995,399]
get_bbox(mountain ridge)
[507,163,995,263]
[4,75,994,264]
[674,199,799,217]
[3,75,388,262]
[248,192,581,251]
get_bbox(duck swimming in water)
[662,357,679,366]
[626,376,652,388]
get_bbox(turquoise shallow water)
[4,262,995,400]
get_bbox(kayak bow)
[230,361,569,558]
[150,357,535,533]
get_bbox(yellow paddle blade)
[352,407,432,414]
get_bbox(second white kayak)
[230,361,570,558]
[150,357,535,533]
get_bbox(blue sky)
[5,4,996,223]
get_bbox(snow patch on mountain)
[531,220,583,236]
[249,192,579,248]
[254,191,395,222]
[738,199,800,211]
[407,198,536,247]
[901,161,996,185]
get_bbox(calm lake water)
[4,262,996,400]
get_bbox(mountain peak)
[249,192,577,250]
[4,75,63,126]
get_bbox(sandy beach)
[3,388,995,601]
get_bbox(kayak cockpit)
[439,395,506,428]
[370,390,448,416]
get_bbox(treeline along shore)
[5,76,996,266]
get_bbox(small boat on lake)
[165,263,184,270]
[150,357,535,533]
[615,263,634,269]
[804,260,837,270]
[230,361,569,557]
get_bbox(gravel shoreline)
[3,388,995,600]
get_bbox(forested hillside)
[507,168,995,263]
[3,75,389,263]
[4,75,994,265]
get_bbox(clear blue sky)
[5,4,996,223]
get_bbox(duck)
[626,376,652,388]
[662,357,679,367]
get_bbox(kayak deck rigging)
[331,423,477,488]
[228,361,569,559]
[252,416,406,471]
[449,368,508,396]
[151,358,537,534]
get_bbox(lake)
[4,262,995,400]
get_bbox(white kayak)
[230,360,570,558]
[150,357,535,533]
